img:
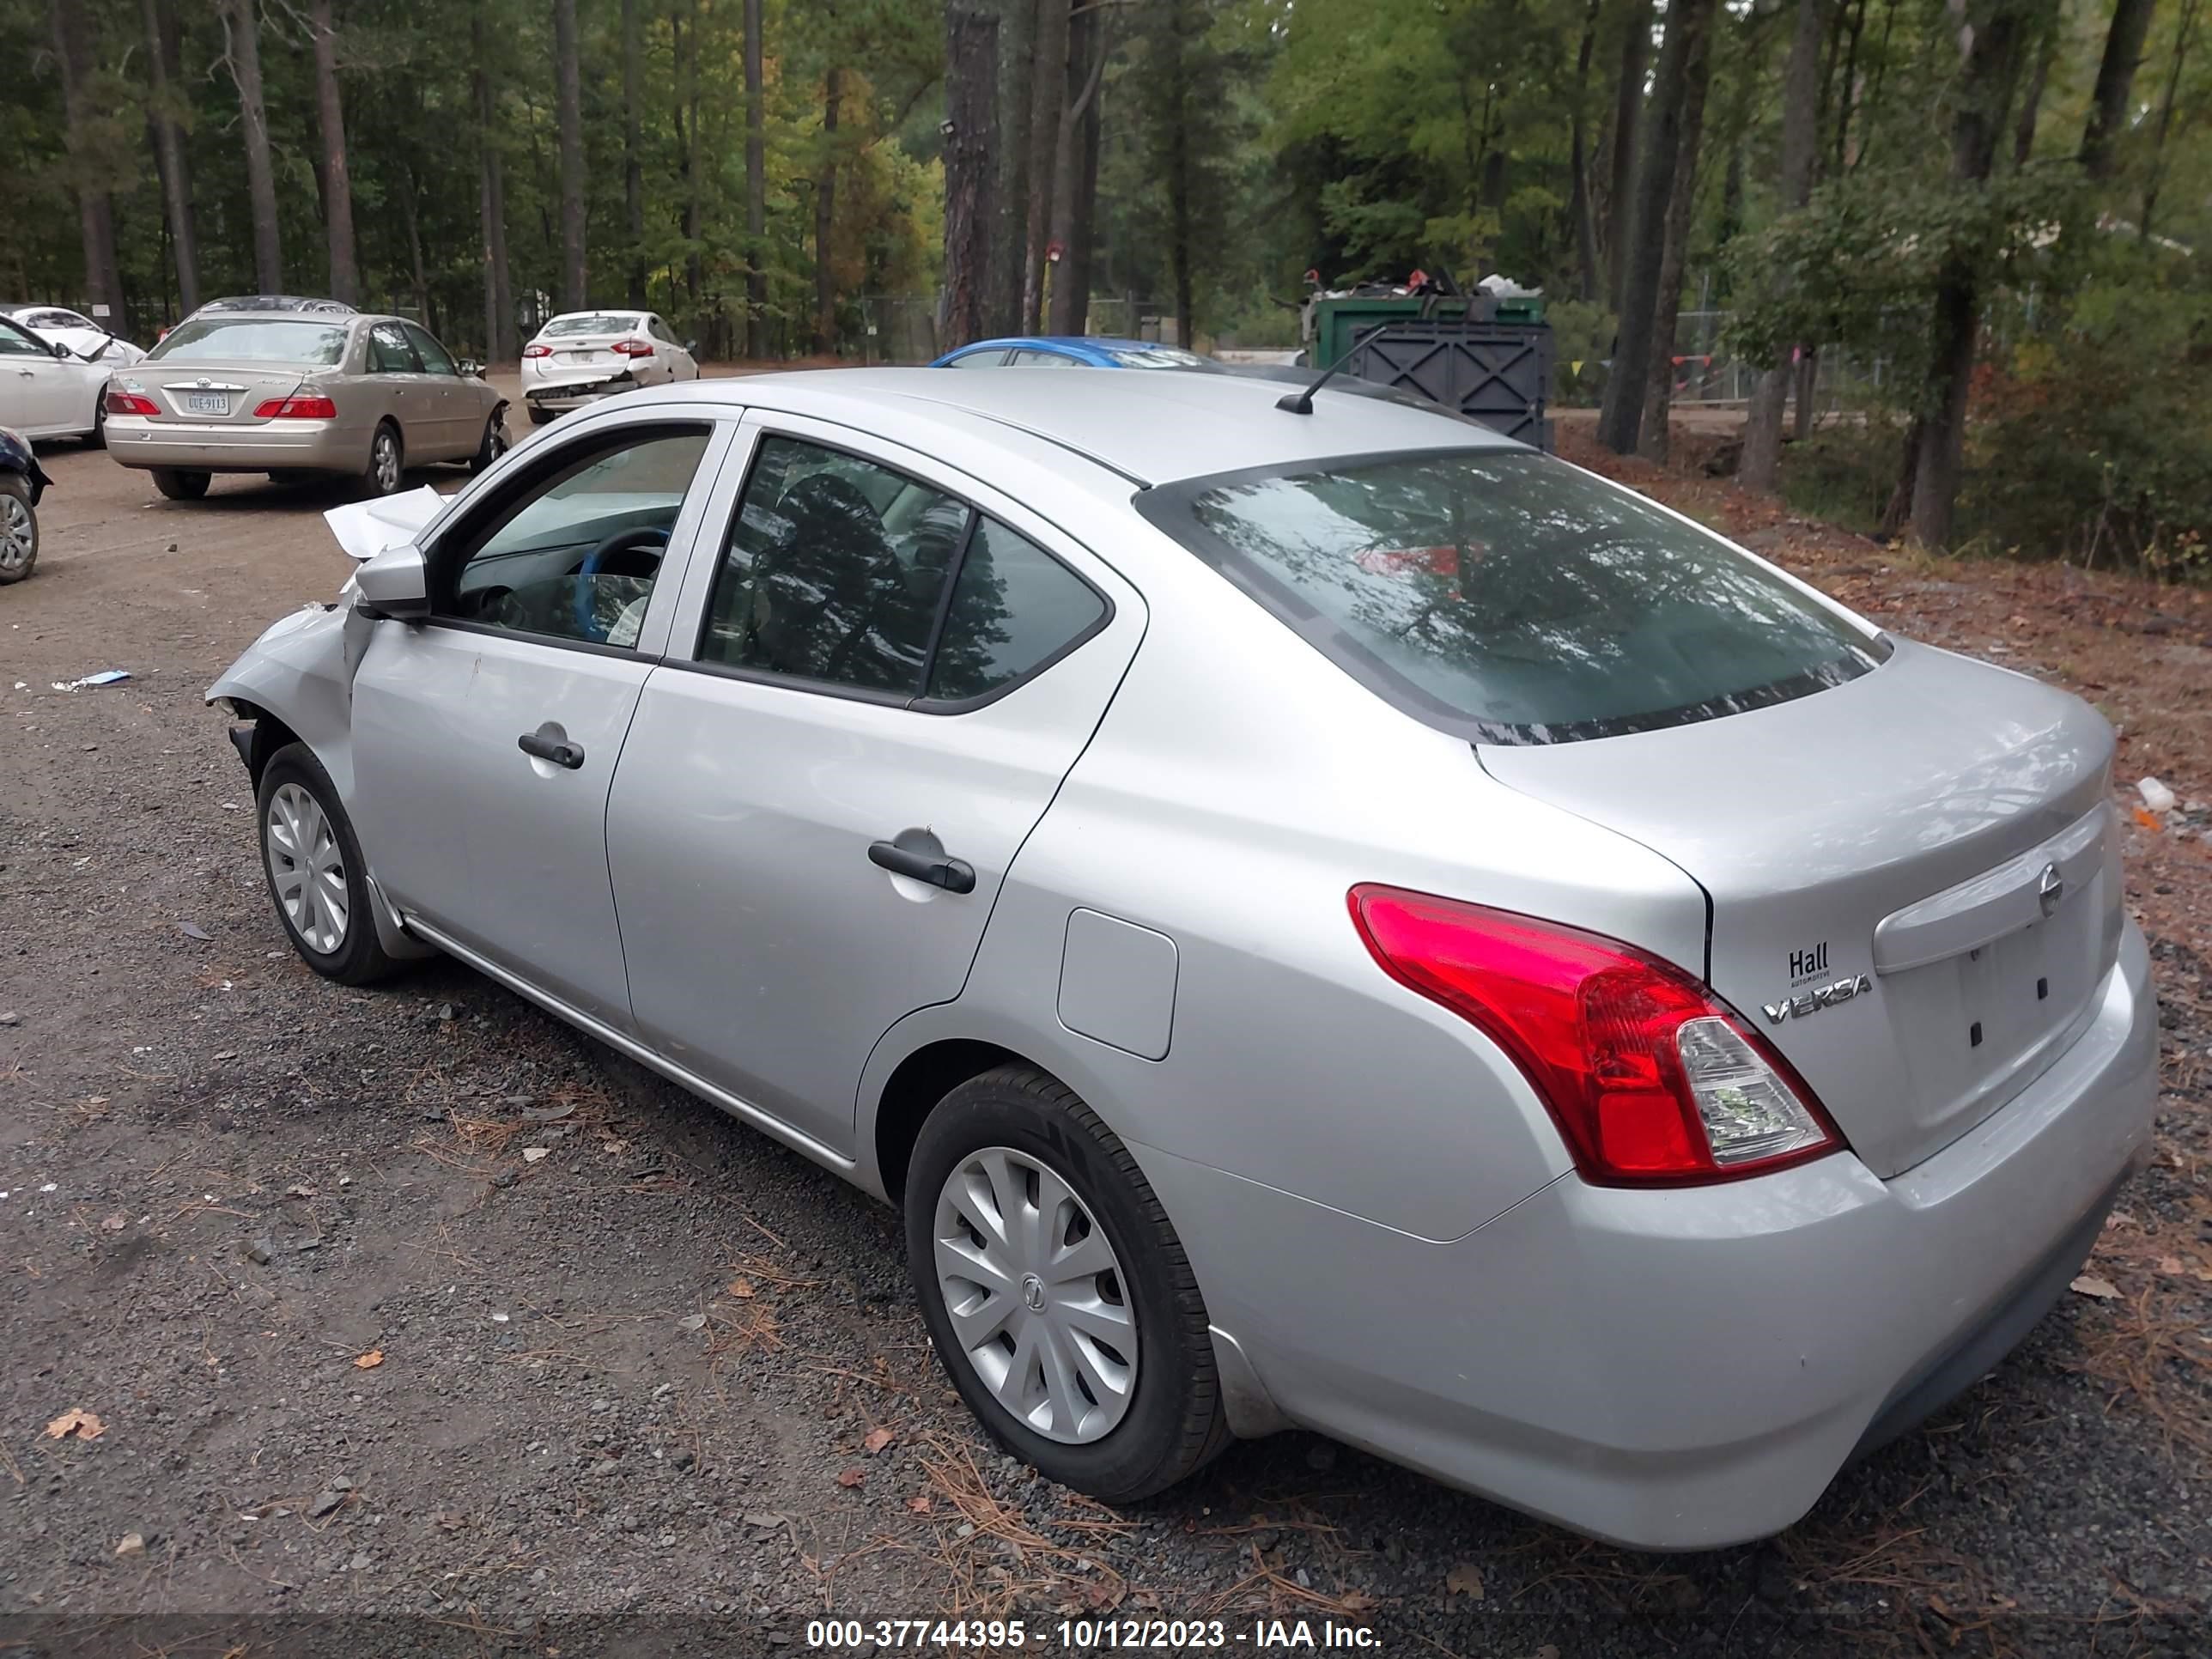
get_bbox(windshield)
[151,319,350,365]
[544,313,638,337]
[1140,448,1887,744]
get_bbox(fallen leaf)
[353,1349,385,1370]
[1338,1590,1376,1613]
[907,1495,933,1514]
[44,1409,105,1441]
[599,1139,628,1156]
[520,1146,550,1164]
[434,1510,467,1532]
[836,1467,865,1489]
[676,1312,708,1332]
[115,1532,144,1557]
[178,921,214,942]
[520,1102,574,1123]
[1444,1560,1485,1600]
[2157,1256,2185,1274]
[727,1277,757,1299]
[2070,1273,2121,1300]
[743,1511,786,1529]
[100,1214,128,1232]
[863,1426,895,1455]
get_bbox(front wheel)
[256,742,404,985]
[906,1067,1228,1504]
[151,468,210,501]
[0,474,37,583]
[471,412,509,473]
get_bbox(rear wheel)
[151,468,210,501]
[82,400,106,449]
[357,422,404,498]
[470,412,508,473]
[906,1066,1229,1504]
[0,475,37,583]
[256,742,404,985]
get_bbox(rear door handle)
[518,731,585,769]
[868,840,976,893]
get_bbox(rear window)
[1140,448,1887,744]
[151,319,350,365]
[544,313,638,337]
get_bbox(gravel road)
[2,420,2206,1657]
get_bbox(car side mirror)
[51,340,71,360]
[354,543,431,621]
[684,339,699,355]
[457,358,482,376]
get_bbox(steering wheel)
[573,525,671,641]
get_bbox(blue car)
[929,336,1222,371]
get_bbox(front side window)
[404,325,458,375]
[0,320,47,357]
[433,426,712,647]
[1140,448,1887,744]
[946,349,1008,369]
[368,323,419,374]
[926,519,1106,702]
[149,319,350,365]
[702,436,967,694]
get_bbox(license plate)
[184,392,228,415]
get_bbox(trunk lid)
[135,362,316,426]
[1479,641,2124,1178]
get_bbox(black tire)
[254,742,404,986]
[526,405,556,428]
[905,1066,1229,1504]
[0,473,37,584]
[470,411,509,473]
[357,421,404,499]
[83,400,106,449]
[151,468,210,501]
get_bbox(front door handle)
[518,731,585,769]
[869,839,976,894]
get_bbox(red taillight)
[611,338,654,357]
[522,343,552,358]
[252,395,337,419]
[1348,884,1844,1186]
[105,390,160,416]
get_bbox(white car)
[0,314,113,443]
[520,309,698,425]
[3,304,148,368]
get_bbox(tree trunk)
[815,67,842,354]
[1159,0,1196,347]
[680,0,702,313]
[623,0,647,307]
[1741,0,1828,490]
[307,0,359,306]
[2080,0,2158,179]
[474,6,517,362]
[1596,0,1717,455]
[1909,0,2038,548]
[401,161,431,325]
[989,0,1036,337]
[142,0,198,317]
[1045,3,1107,334]
[1020,0,1073,331]
[2014,28,2053,164]
[1567,0,1603,302]
[2139,0,2201,236]
[223,0,283,292]
[943,6,1001,351]
[1638,9,1715,462]
[1603,0,1652,313]
[744,0,768,356]
[554,0,587,312]
[52,0,125,326]
[1066,33,1104,335]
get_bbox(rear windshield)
[544,314,638,337]
[1139,448,1887,744]
[151,319,350,365]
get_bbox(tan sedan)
[104,310,508,501]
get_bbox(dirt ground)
[1,401,2208,1657]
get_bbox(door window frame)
[403,323,459,376]
[410,413,738,662]
[671,418,1115,714]
[367,321,423,375]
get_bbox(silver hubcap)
[373,434,399,492]
[933,1146,1138,1444]
[265,783,349,954]
[0,497,30,571]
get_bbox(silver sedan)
[106,310,507,501]
[207,370,2157,1548]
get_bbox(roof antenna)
[1276,321,1394,415]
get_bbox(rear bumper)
[522,372,641,413]
[104,416,366,474]
[1138,921,2159,1550]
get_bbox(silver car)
[207,371,2157,1549]
[106,309,507,501]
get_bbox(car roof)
[194,295,358,314]
[945,336,1176,359]
[627,367,1515,487]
